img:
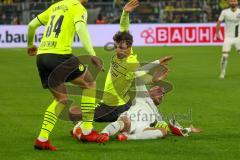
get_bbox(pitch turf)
[0,46,239,160]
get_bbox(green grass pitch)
[0,46,239,160]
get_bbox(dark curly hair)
[113,31,133,46]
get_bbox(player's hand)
[27,45,37,56]
[123,0,139,13]
[91,56,105,71]
[152,66,169,83]
[159,56,173,65]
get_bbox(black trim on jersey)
[37,16,44,26]
[111,66,127,76]
[112,55,128,70]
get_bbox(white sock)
[38,137,47,142]
[126,130,163,140]
[184,127,191,133]
[220,53,229,75]
[80,123,91,135]
[101,121,124,136]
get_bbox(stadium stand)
[0,0,229,24]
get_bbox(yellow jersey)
[37,0,87,55]
[102,54,139,106]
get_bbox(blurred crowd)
[163,0,229,23]
[0,0,231,25]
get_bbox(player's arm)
[216,10,225,39]
[135,56,173,83]
[216,20,222,39]
[75,22,95,56]
[123,128,167,140]
[27,18,41,56]
[133,57,172,100]
[74,8,104,71]
[27,8,50,56]
[120,0,139,32]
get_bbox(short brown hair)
[113,31,133,46]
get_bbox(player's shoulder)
[126,54,140,70]
[70,0,86,12]
[221,8,230,13]
[127,54,139,63]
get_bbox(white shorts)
[118,104,156,134]
[222,37,240,53]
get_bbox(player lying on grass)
[27,0,104,150]
[74,58,201,142]
[216,0,240,79]
[69,0,170,124]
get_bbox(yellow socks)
[38,100,65,140]
[80,88,96,135]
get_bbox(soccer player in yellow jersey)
[70,0,144,124]
[27,0,104,150]
[94,0,140,122]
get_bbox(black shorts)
[94,101,132,122]
[36,53,86,89]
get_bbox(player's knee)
[55,96,68,105]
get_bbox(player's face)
[114,40,132,59]
[149,86,165,106]
[229,0,238,8]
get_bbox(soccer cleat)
[34,139,57,151]
[116,133,128,141]
[96,133,110,143]
[219,74,225,79]
[219,71,225,79]
[168,119,188,137]
[79,129,101,142]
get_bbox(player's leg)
[96,116,131,143]
[234,38,240,54]
[101,116,130,136]
[121,128,167,140]
[220,52,229,79]
[220,38,231,78]
[35,54,95,148]
[71,71,97,135]
[35,84,68,151]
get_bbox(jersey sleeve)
[134,60,160,98]
[37,6,51,25]
[73,4,88,25]
[75,22,96,55]
[27,17,42,47]
[73,4,95,55]
[218,10,225,22]
[120,10,130,32]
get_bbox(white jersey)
[119,60,162,134]
[219,8,240,38]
